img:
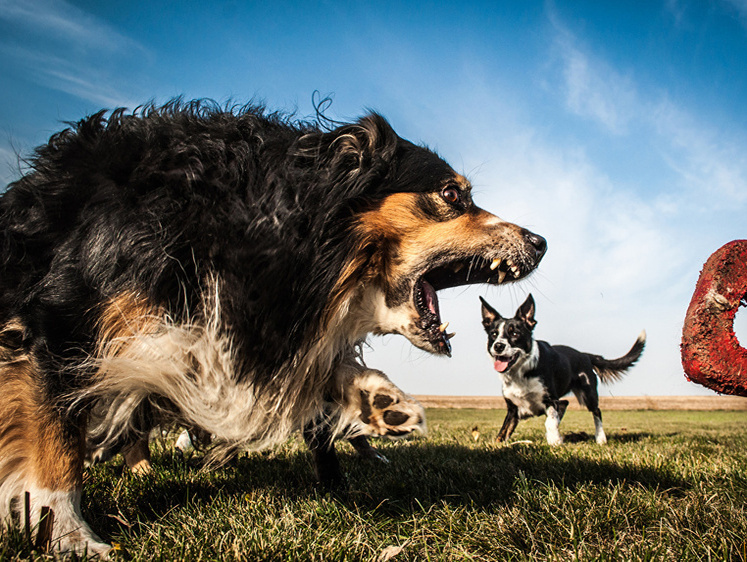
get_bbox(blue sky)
[2,0,747,397]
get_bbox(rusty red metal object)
[681,240,747,396]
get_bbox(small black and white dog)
[480,294,645,445]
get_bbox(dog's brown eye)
[441,186,461,204]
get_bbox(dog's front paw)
[349,370,426,438]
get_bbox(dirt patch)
[414,395,747,410]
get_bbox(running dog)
[0,100,546,555]
[480,294,644,445]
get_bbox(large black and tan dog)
[0,101,546,555]
[480,294,644,445]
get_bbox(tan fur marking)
[0,358,35,486]
[342,192,527,291]
[0,352,83,491]
[97,292,163,356]
[122,438,152,474]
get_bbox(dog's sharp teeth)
[439,322,449,333]
[498,270,507,283]
[452,263,464,273]
[446,332,456,340]
[490,258,501,271]
[505,259,519,278]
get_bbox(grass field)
[3,408,747,561]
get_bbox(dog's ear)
[326,113,398,171]
[516,294,537,329]
[480,296,501,329]
[297,113,398,180]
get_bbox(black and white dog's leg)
[591,408,606,444]
[544,403,563,445]
[496,399,519,442]
[576,383,606,444]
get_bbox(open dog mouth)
[492,353,519,373]
[414,255,531,356]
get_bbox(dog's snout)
[523,229,547,260]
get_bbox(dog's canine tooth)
[446,332,456,340]
[498,270,507,283]
[438,322,449,333]
[452,263,465,273]
[490,258,501,271]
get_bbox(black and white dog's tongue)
[494,358,510,372]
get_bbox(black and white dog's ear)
[479,296,501,329]
[516,294,537,329]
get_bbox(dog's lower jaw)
[357,287,448,356]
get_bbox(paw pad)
[353,371,426,437]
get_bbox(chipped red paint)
[681,240,747,396]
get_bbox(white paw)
[347,370,426,438]
[546,434,563,446]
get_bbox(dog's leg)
[592,408,607,445]
[578,382,607,444]
[122,436,152,474]
[544,404,563,445]
[556,399,569,421]
[348,435,389,463]
[303,419,344,489]
[0,356,110,557]
[496,399,519,442]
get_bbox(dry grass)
[415,394,747,410]
[2,408,746,561]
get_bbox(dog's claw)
[440,333,452,355]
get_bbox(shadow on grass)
[562,431,657,443]
[85,439,690,542]
[609,431,655,443]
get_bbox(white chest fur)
[499,341,546,419]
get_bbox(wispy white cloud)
[0,0,149,108]
[551,26,638,135]
[651,99,747,205]
[721,0,747,26]
[0,0,144,54]
[549,9,747,208]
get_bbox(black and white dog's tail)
[589,330,646,383]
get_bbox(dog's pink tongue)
[494,359,510,373]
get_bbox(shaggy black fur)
[0,100,455,396]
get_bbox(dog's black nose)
[523,230,547,261]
